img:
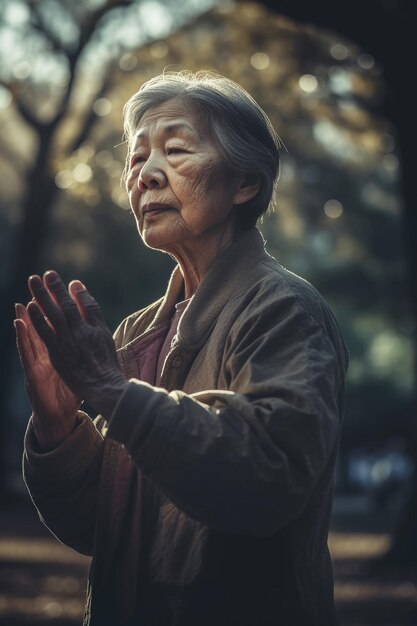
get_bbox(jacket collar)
[149,227,271,352]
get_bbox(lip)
[142,202,176,217]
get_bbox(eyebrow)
[134,122,197,142]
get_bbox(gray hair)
[123,70,281,229]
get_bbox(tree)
[0,0,216,494]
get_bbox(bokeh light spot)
[382,154,399,173]
[4,2,30,26]
[324,199,344,219]
[44,601,63,618]
[328,67,352,94]
[95,150,114,168]
[73,163,93,184]
[150,42,168,59]
[55,170,73,189]
[330,43,348,60]
[250,52,270,70]
[357,53,375,70]
[112,189,130,210]
[12,61,31,80]
[119,53,137,71]
[93,98,112,116]
[298,74,318,93]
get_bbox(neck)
[168,222,240,299]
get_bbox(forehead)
[133,99,206,142]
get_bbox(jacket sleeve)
[23,411,104,555]
[22,318,135,554]
[107,293,348,537]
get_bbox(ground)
[0,492,416,625]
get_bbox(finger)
[15,303,39,360]
[69,281,106,326]
[16,301,46,335]
[27,312,49,360]
[28,274,68,334]
[14,319,35,374]
[43,271,83,326]
[27,300,58,351]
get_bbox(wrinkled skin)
[126,98,259,297]
[14,271,127,449]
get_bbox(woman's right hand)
[14,302,81,451]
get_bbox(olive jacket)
[23,228,348,626]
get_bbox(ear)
[233,173,261,206]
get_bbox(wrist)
[32,412,80,452]
[90,378,128,421]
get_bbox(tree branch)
[0,80,44,132]
[0,140,26,175]
[30,4,64,53]
[66,72,115,155]
[53,0,132,126]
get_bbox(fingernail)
[45,270,58,284]
[71,280,86,292]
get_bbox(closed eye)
[130,155,145,168]
[167,147,187,155]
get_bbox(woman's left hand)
[27,270,128,419]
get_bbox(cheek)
[177,159,220,202]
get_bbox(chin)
[138,227,174,253]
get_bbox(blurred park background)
[0,0,416,623]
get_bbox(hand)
[25,271,127,420]
[14,303,81,450]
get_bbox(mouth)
[142,203,176,218]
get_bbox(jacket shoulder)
[113,297,164,349]
[235,255,349,365]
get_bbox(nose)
[137,154,166,192]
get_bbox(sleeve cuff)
[106,379,158,444]
[106,379,181,473]
[24,411,103,483]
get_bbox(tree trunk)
[0,125,58,494]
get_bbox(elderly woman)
[15,71,348,626]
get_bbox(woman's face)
[125,99,243,256]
